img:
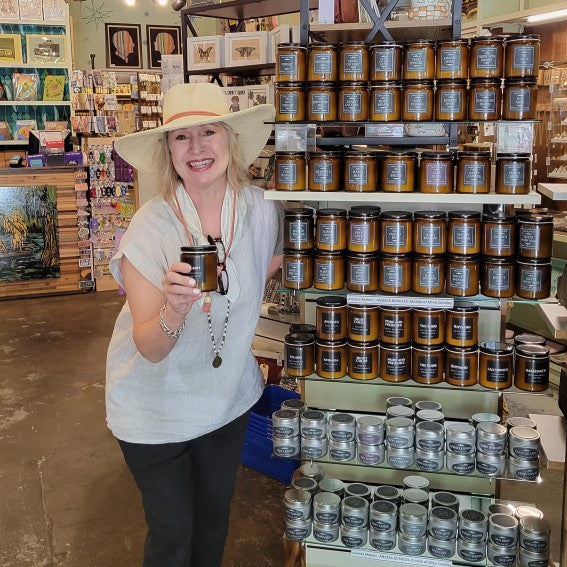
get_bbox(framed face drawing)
[146,25,181,70]
[105,23,142,69]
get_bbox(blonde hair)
[155,122,250,202]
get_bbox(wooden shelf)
[0,62,68,69]
[182,0,318,20]
[185,63,275,77]
[538,182,567,201]
[537,303,567,340]
[0,101,71,107]
[3,18,66,26]
[0,140,27,146]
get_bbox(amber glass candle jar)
[402,81,434,121]
[412,255,445,295]
[495,154,530,195]
[382,153,417,192]
[381,211,413,254]
[436,38,469,80]
[348,304,380,342]
[348,206,380,253]
[380,306,412,345]
[414,211,447,254]
[346,252,379,292]
[344,152,378,192]
[276,83,306,121]
[308,43,338,82]
[275,152,306,191]
[285,332,315,377]
[517,214,554,259]
[371,42,403,81]
[283,249,313,289]
[348,340,379,380]
[277,43,308,82]
[469,36,505,79]
[403,40,435,80]
[446,254,480,297]
[284,208,314,251]
[448,211,481,255]
[481,257,515,298]
[316,338,348,379]
[339,42,369,81]
[503,78,537,120]
[412,308,445,346]
[446,301,479,348]
[505,35,540,79]
[380,253,412,294]
[412,345,444,385]
[419,152,454,194]
[482,214,516,258]
[479,341,513,390]
[514,344,549,392]
[338,82,369,121]
[316,208,347,251]
[516,259,551,300]
[468,80,501,121]
[314,251,345,291]
[457,151,491,194]
[180,245,218,292]
[307,82,338,122]
[380,343,411,382]
[370,82,402,121]
[445,345,479,387]
[435,80,467,121]
[316,295,347,341]
[308,152,342,192]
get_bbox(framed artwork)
[269,25,289,63]
[224,31,269,67]
[19,0,43,20]
[0,0,19,20]
[26,33,66,64]
[186,35,223,70]
[105,23,142,69]
[146,25,181,70]
[0,33,23,63]
[42,0,66,21]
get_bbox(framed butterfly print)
[147,25,181,70]
[186,35,223,70]
[224,31,269,67]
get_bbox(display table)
[538,183,567,201]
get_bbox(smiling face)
[167,123,229,195]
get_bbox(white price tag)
[346,294,454,308]
[351,550,452,567]
[365,124,404,137]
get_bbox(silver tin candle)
[477,421,507,455]
[313,491,341,524]
[428,534,456,559]
[446,451,476,475]
[370,500,398,532]
[459,509,488,542]
[374,484,402,504]
[415,400,443,412]
[329,412,356,441]
[416,420,445,452]
[487,540,518,567]
[507,416,536,430]
[403,475,430,491]
[386,416,415,448]
[329,438,356,462]
[402,488,429,507]
[285,517,312,540]
[489,513,519,547]
[399,502,428,537]
[318,477,345,496]
[416,447,444,472]
[358,443,385,466]
[272,409,300,439]
[301,436,328,460]
[518,547,550,567]
[476,452,506,477]
[357,415,385,445]
[431,491,460,512]
[386,405,415,421]
[387,446,415,469]
[273,435,300,458]
[446,422,476,455]
[519,516,550,553]
[416,409,445,424]
[369,528,397,551]
[281,398,307,413]
[386,395,413,408]
[509,426,540,461]
[312,518,340,543]
[299,462,325,481]
[458,538,487,563]
[341,495,369,528]
[341,524,368,548]
[428,506,458,540]
[300,409,327,439]
[292,476,318,495]
[472,412,501,428]
[283,488,312,521]
[508,455,539,480]
[345,482,371,501]
[516,506,543,521]
[398,532,427,555]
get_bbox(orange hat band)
[164,110,222,125]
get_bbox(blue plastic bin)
[241,385,300,484]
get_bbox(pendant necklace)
[172,185,237,367]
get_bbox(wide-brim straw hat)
[114,82,275,174]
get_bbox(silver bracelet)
[159,302,186,339]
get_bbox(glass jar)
[316,338,348,379]
[503,78,537,120]
[370,42,403,81]
[314,250,345,291]
[284,207,314,250]
[380,306,412,345]
[380,254,412,294]
[468,79,501,121]
[495,154,530,194]
[412,255,445,295]
[370,82,402,121]
[285,332,315,377]
[338,82,369,121]
[348,340,379,380]
[402,81,434,121]
[445,345,479,387]
[403,40,435,81]
[419,153,454,194]
[346,252,379,292]
[348,206,380,253]
[180,245,218,292]
[446,254,480,297]
[446,301,479,348]
[469,36,505,79]
[339,41,369,82]
[381,153,417,192]
[348,304,380,342]
[276,43,308,82]
[481,257,515,298]
[381,211,413,254]
[514,344,549,392]
[448,211,481,255]
[505,35,540,79]
[283,249,313,289]
[316,295,347,341]
[344,152,378,192]
[436,38,469,80]
[457,151,491,194]
[276,82,306,122]
[517,214,554,259]
[516,259,551,300]
[412,308,445,346]
[514,333,546,347]
[307,82,338,121]
[479,341,514,389]
[482,214,516,257]
[380,343,412,383]
[275,152,306,191]
[308,151,342,192]
[412,345,444,385]
[435,80,467,121]
[316,208,347,251]
[414,211,447,254]
[308,43,338,82]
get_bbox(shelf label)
[346,294,454,308]
[365,124,403,137]
[496,122,534,154]
[275,124,316,152]
[351,550,452,567]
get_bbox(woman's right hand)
[162,261,204,318]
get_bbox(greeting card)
[43,74,65,101]
[13,73,38,101]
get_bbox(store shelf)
[536,302,567,340]
[538,183,567,200]
[551,138,567,143]
[317,136,451,146]
[185,63,275,77]
[548,174,567,179]
[182,0,318,20]
[9,18,66,26]
[0,140,27,146]
[0,101,71,107]
[0,62,69,69]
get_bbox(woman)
[106,82,281,567]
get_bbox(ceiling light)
[527,8,567,23]
[153,0,168,5]
[124,0,137,5]
[172,0,187,10]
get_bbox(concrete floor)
[0,291,564,566]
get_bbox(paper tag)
[346,294,454,308]
[275,124,316,152]
[351,550,452,567]
[365,124,404,137]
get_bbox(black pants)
[118,412,249,567]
